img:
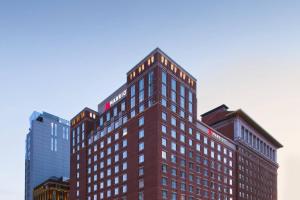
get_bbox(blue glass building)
[25,112,70,200]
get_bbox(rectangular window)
[51,138,54,151]
[148,71,154,106]
[171,91,176,103]
[162,84,167,97]
[188,90,193,113]
[131,85,135,97]
[139,129,144,139]
[139,117,144,127]
[139,142,144,151]
[162,138,167,147]
[162,71,167,84]
[139,154,144,163]
[171,78,176,91]
[162,125,167,134]
[171,116,176,126]
[131,97,135,109]
[162,112,167,121]
[139,78,144,91]
[54,139,57,152]
[139,78,144,103]
[121,101,126,112]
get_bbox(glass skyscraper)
[25,111,70,200]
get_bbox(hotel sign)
[208,129,228,144]
[104,90,127,111]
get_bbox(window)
[180,122,185,131]
[171,78,176,90]
[196,144,201,152]
[171,91,176,103]
[162,71,167,84]
[121,101,126,112]
[162,125,167,134]
[180,84,185,96]
[138,192,144,200]
[180,134,185,143]
[204,136,208,144]
[139,78,144,90]
[171,142,176,151]
[188,91,193,113]
[162,84,167,97]
[162,112,167,121]
[139,142,144,151]
[51,138,54,151]
[162,151,167,160]
[180,84,185,110]
[106,112,111,121]
[122,139,127,148]
[162,164,167,173]
[162,71,167,98]
[171,129,176,139]
[139,154,144,163]
[131,84,136,97]
[162,138,167,147]
[123,128,127,136]
[139,167,144,176]
[171,116,176,126]
[123,151,127,159]
[139,129,144,139]
[162,177,168,186]
[139,78,144,103]
[139,179,144,188]
[162,190,168,199]
[113,107,118,117]
[180,146,185,155]
[139,117,144,127]
[148,71,154,106]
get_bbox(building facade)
[70,49,239,200]
[25,112,70,200]
[201,105,283,200]
[33,177,70,200]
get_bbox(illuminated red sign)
[104,90,127,111]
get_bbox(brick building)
[202,105,282,200]
[33,176,70,200]
[69,48,281,200]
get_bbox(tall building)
[201,105,283,200]
[33,176,70,200]
[25,112,70,200]
[70,48,239,200]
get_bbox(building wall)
[202,111,279,200]
[25,112,70,200]
[70,49,237,200]
[236,142,278,200]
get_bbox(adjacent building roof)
[203,105,283,148]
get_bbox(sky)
[0,0,299,199]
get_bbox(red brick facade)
[69,48,281,200]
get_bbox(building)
[25,112,70,200]
[33,176,70,200]
[201,105,283,200]
[70,48,238,200]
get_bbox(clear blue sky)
[0,1,299,199]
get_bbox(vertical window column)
[180,84,185,118]
[130,84,136,118]
[161,71,167,107]
[148,71,154,107]
[139,78,144,112]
